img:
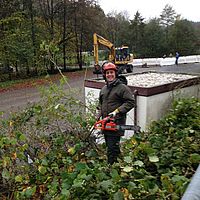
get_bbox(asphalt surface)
[0,68,96,119]
[0,63,200,119]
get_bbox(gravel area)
[126,72,198,87]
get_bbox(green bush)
[0,86,199,199]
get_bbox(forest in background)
[0,0,200,81]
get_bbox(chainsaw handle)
[94,116,115,131]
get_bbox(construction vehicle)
[93,33,134,74]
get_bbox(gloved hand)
[108,108,119,118]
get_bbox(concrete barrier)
[160,57,175,66]
[183,56,195,63]
[132,59,143,66]
[132,55,200,67]
[178,56,187,64]
[95,55,200,68]
[197,55,200,62]
[142,58,160,66]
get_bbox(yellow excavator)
[93,33,133,74]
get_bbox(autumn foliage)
[0,82,200,199]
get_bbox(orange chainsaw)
[94,116,141,133]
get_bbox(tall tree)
[26,0,37,74]
[0,12,34,76]
[62,0,67,71]
[69,0,103,69]
[105,11,130,47]
[142,18,165,57]
[168,20,199,55]
[159,4,179,54]
[0,0,21,19]
[37,0,58,40]
[159,4,177,27]
[129,11,145,57]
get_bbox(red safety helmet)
[102,62,117,74]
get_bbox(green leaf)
[128,181,137,193]
[111,169,121,181]
[61,182,71,190]
[38,166,47,174]
[144,146,155,155]
[51,163,59,171]
[10,138,17,145]
[133,160,144,167]
[122,166,133,172]
[99,180,113,190]
[149,184,159,194]
[75,162,88,171]
[189,153,200,163]
[72,180,83,188]
[171,175,186,183]
[24,186,36,198]
[15,175,23,183]
[124,156,132,163]
[149,155,159,163]
[0,111,4,115]
[114,190,124,200]
[2,168,10,180]
[19,133,26,141]
[33,105,42,114]
[68,147,76,155]
[41,159,48,166]
[61,189,70,197]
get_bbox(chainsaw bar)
[116,125,141,132]
[103,124,140,132]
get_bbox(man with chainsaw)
[98,62,135,165]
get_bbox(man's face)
[105,69,116,82]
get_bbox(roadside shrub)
[0,86,199,199]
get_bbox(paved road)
[0,63,200,118]
[0,69,96,118]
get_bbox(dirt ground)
[0,63,200,119]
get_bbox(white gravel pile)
[126,72,197,87]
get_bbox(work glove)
[108,108,119,118]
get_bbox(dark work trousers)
[104,133,121,165]
[175,58,179,65]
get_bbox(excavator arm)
[93,33,115,67]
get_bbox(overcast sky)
[99,0,200,22]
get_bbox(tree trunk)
[26,60,30,76]
[63,0,67,71]
[29,0,37,74]
[79,25,83,70]
[15,61,19,77]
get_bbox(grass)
[0,73,59,92]
[0,76,46,89]
[0,79,28,89]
